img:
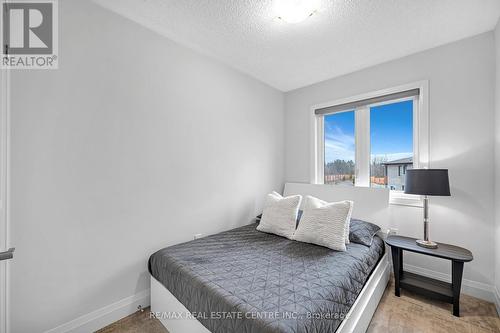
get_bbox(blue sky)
[324,100,413,163]
[324,111,355,162]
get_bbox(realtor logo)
[1,0,58,69]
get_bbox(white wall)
[285,33,496,295]
[494,20,500,310]
[9,1,284,332]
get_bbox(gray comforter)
[149,223,384,333]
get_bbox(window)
[324,111,355,186]
[312,82,429,205]
[371,99,413,191]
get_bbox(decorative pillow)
[256,209,303,227]
[293,196,353,251]
[256,191,302,239]
[349,219,381,246]
[302,195,352,244]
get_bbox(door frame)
[0,25,11,333]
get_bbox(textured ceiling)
[93,0,500,91]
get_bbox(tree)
[325,159,355,176]
[371,156,388,178]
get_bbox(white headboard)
[283,182,390,228]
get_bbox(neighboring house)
[382,157,413,191]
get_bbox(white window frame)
[310,81,429,206]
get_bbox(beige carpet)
[98,278,500,333]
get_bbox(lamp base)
[416,239,438,249]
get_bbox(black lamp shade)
[404,169,451,196]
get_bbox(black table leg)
[391,246,401,297]
[399,248,404,277]
[452,260,464,317]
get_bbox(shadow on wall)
[431,139,493,224]
[424,140,494,286]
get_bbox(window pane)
[370,100,413,190]
[324,111,355,186]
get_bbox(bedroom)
[0,0,499,332]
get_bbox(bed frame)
[151,182,391,333]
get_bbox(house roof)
[382,157,413,165]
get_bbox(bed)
[149,183,390,333]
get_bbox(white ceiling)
[94,0,500,91]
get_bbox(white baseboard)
[44,289,150,333]
[404,263,496,303]
[494,286,500,316]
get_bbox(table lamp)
[404,169,451,249]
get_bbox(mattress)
[149,223,385,333]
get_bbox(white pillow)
[256,191,302,240]
[303,195,352,244]
[293,196,354,251]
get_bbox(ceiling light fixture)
[274,0,320,24]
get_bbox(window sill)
[389,192,423,207]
